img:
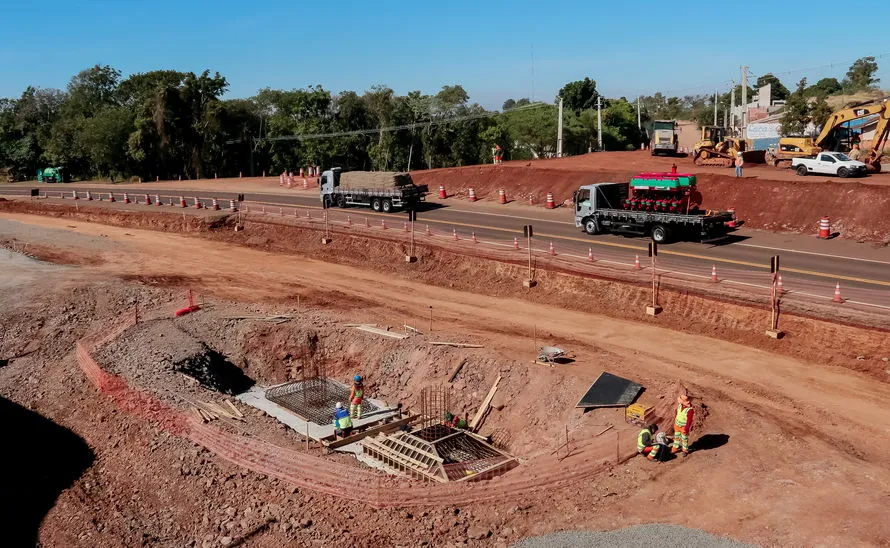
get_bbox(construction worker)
[735,151,744,178]
[637,424,661,461]
[349,375,364,419]
[671,394,695,455]
[332,402,353,438]
[849,143,862,161]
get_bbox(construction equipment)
[36,166,69,183]
[537,346,571,365]
[765,137,821,169]
[650,120,679,156]
[813,97,889,172]
[574,174,733,243]
[693,126,746,167]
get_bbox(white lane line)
[737,242,890,265]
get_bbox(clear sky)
[3,0,889,108]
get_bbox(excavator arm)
[815,98,889,149]
[864,109,890,172]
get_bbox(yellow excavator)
[693,126,746,167]
[764,137,821,169]
[813,97,889,172]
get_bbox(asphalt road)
[3,183,889,311]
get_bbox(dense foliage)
[0,57,881,181]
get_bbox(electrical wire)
[259,101,548,143]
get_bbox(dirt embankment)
[412,151,890,243]
[3,200,885,379]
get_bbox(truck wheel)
[382,199,393,213]
[651,224,670,244]
[336,195,347,208]
[837,167,849,178]
[796,165,808,176]
[371,198,382,212]
[584,218,600,235]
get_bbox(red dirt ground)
[411,151,890,242]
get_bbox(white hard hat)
[336,402,343,409]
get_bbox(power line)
[252,101,548,143]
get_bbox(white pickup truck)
[792,152,868,178]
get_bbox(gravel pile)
[512,524,753,548]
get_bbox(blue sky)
[3,0,889,108]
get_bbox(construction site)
[1,145,889,546]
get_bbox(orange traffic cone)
[711,265,718,282]
[549,242,555,255]
[634,255,641,269]
[588,248,594,262]
[179,196,186,208]
[832,282,843,303]
[453,228,459,240]
[777,274,785,295]
[514,237,520,250]
[381,219,387,230]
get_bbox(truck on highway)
[573,172,733,243]
[791,151,868,178]
[319,168,428,212]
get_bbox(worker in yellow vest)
[637,424,660,461]
[332,402,353,438]
[671,394,695,455]
[349,375,364,419]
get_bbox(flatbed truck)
[320,167,428,212]
[574,182,732,243]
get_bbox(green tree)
[806,77,842,97]
[809,94,832,131]
[557,78,599,112]
[780,78,810,136]
[756,73,790,102]
[843,56,880,91]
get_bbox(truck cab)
[574,183,628,234]
[319,167,342,196]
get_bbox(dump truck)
[650,120,679,156]
[319,168,428,212]
[573,172,733,243]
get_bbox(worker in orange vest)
[671,394,694,455]
[349,375,364,419]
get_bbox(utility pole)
[597,96,603,151]
[636,97,641,130]
[713,89,718,126]
[730,84,736,133]
[741,66,749,137]
[557,97,564,158]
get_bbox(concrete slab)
[237,385,400,441]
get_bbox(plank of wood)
[322,414,419,449]
[225,400,244,418]
[191,406,207,423]
[447,359,466,383]
[469,375,502,431]
[430,342,484,348]
[403,324,422,334]
[595,425,614,437]
[356,325,408,339]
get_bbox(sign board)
[406,210,417,222]
[746,123,781,140]
[770,255,780,274]
[648,242,658,257]
[522,225,533,238]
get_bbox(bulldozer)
[764,137,821,169]
[692,126,746,167]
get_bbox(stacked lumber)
[191,399,246,423]
[339,171,414,189]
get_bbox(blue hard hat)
[354,375,362,382]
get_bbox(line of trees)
[0,57,881,181]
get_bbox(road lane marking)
[737,242,890,265]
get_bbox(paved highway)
[2,183,889,311]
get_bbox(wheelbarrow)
[536,346,575,366]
